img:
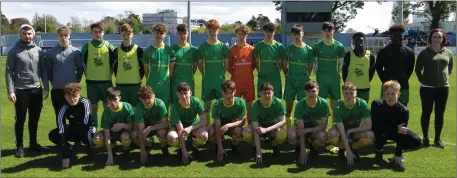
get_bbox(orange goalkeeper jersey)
[229,44,255,84]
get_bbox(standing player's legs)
[27,88,44,148]
[87,82,112,128]
[433,87,449,146]
[284,77,297,130]
[328,78,341,115]
[419,87,435,144]
[14,89,29,152]
[272,73,283,99]
[51,89,67,127]
[155,89,171,109]
[356,89,370,103]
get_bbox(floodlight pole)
[187,0,191,44]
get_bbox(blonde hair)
[342,82,357,91]
[383,80,401,92]
[56,26,71,35]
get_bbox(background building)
[280,1,333,45]
[142,9,183,34]
[406,14,456,33]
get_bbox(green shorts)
[117,84,141,107]
[171,79,195,104]
[317,74,341,100]
[380,87,409,106]
[357,89,370,103]
[202,87,223,101]
[284,76,309,102]
[257,73,282,99]
[87,82,113,104]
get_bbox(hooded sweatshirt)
[5,25,49,93]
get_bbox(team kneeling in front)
[49,80,420,170]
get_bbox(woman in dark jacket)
[415,28,454,148]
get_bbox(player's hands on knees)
[106,154,114,166]
[142,126,152,138]
[62,158,70,169]
[397,123,408,135]
[255,127,268,134]
[111,123,125,132]
[220,125,229,135]
[346,150,356,166]
[256,151,263,163]
[296,128,308,136]
[182,127,192,137]
[140,149,148,165]
[299,150,308,164]
[8,93,16,103]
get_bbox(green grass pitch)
[1,55,455,177]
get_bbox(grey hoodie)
[5,40,49,94]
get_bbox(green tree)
[393,1,456,31]
[246,15,257,30]
[32,13,59,33]
[192,26,206,34]
[273,1,365,33]
[143,28,152,34]
[1,11,10,34]
[275,23,281,33]
[345,28,357,33]
[391,1,412,25]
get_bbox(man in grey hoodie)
[45,26,83,126]
[5,24,50,157]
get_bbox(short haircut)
[56,25,71,35]
[177,82,191,93]
[383,80,401,92]
[235,25,249,34]
[428,28,447,47]
[259,82,274,92]
[221,80,236,92]
[322,22,335,31]
[21,26,33,31]
[291,24,303,34]
[262,22,275,32]
[388,24,405,33]
[342,82,357,91]
[90,22,104,31]
[139,86,155,99]
[153,23,167,34]
[120,23,133,33]
[304,81,319,91]
[352,32,365,40]
[206,19,220,30]
[106,87,121,100]
[177,24,188,33]
[64,83,81,96]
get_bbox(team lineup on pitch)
[2,17,456,176]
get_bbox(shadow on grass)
[1,146,59,158]
[286,154,394,175]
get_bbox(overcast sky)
[2,1,397,33]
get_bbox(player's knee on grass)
[48,128,59,144]
[272,127,287,146]
[167,130,180,147]
[242,125,254,144]
[287,126,298,145]
[311,131,328,148]
[327,127,340,146]
[120,131,132,148]
[93,131,105,147]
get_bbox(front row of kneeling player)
[51,80,419,170]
